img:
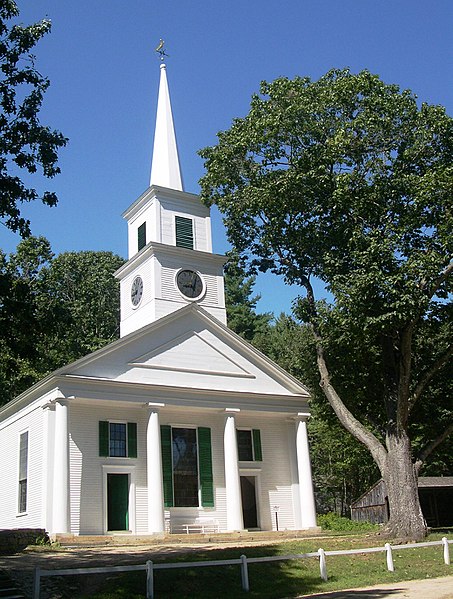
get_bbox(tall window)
[18,431,28,513]
[160,425,214,508]
[172,428,198,507]
[109,423,127,457]
[175,216,194,249]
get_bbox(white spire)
[150,62,183,191]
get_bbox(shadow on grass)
[23,535,452,599]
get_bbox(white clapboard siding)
[67,403,298,534]
[69,403,147,535]
[0,404,44,529]
[235,415,296,531]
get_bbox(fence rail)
[32,536,452,599]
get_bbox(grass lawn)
[78,533,452,598]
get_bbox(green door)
[107,474,129,531]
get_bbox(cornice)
[122,185,202,222]
[114,242,226,279]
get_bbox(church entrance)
[107,473,129,531]
[240,475,259,529]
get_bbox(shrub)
[317,512,378,532]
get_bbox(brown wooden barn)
[351,477,453,527]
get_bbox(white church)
[0,60,317,538]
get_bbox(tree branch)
[300,274,388,472]
[422,258,453,300]
[408,344,453,414]
[414,421,453,473]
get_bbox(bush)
[317,512,378,532]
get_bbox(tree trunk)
[382,430,427,541]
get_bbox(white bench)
[170,519,220,534]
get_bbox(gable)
[129,331,253,378]
[65,306,309,399]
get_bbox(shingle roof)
[418,476,453,488]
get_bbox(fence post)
[240,554,250,592]
[442,537,450,565]
[318,548,327,581]
[385,543,394,572]
[146,560,154,599]
[32,566,41,599]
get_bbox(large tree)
[199,69,453,540]
[0,0,67,237]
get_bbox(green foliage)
[224,251,272,342]
[0,237,124,405]
[200,69,453,537]
[0,0,67,236]
[317,512,378,532]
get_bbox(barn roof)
[417,477,453,488]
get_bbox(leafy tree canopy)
[0,237,124,405]
[200,69,453,539]
[0,0,67,237]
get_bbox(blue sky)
[2,1,452,314]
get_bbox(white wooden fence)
[32,536,452,599]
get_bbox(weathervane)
[155,39,169,61]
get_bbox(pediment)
[129,331,254,378]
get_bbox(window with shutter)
[198,427,214,507]
[252,429,263,461]
[138,222,146,251]
[237,429,262,462]
[175,216,194,249]
[127,422,137,458]
[160,425,174,507]
[99,421,137,458]
[160,425,214,508]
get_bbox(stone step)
[55,528,322,548]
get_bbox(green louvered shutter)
[99,421,109,457]
[160,425,173,507]
[138,222,146,251]
[198,427,214,507]
[175,216,194,249]
[127,422,137,458]
[252,429,262,461]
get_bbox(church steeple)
[150,62,183,191]
[116,54,227,337]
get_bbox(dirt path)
[298,575,453,598]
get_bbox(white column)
[147,409,165,533]
[224,412,244,531]
[295,416,317,528]
[52,399,70,534]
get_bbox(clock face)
[176,269,204,299]
[131,276,144,307]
